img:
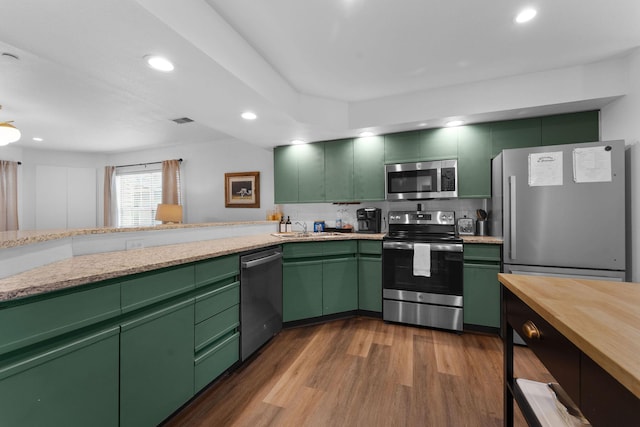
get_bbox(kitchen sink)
[271,232,346,239]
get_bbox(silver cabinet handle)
[509,175,517,260]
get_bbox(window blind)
[115,168,162,227]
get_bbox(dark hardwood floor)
[165,317,553,426]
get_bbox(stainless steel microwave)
[385,159,458,200]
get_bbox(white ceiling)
[0,0,639,153]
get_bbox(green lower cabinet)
[358,256,382,312]
[463,263,501,329]
[0,326,120,427]
[322,258,358,315]
[283,260,323,322]
[120,298,195,427]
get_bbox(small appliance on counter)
[356,208,382,233]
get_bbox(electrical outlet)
[126,239,145,250]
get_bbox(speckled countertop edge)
[0,232,385,302]
[460,235,503,244]
[0,221,278,249]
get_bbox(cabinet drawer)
[505,289,581,404]
[195,304,239,352]
[283,242,325,259]
[195,255,239,288]
[121,265,194,313]
[195,281,239,324]
[194,332,239,392]
[463,244,501,262]
[322,240,357,256]
[0,283,120,355]
[358,240,382,255]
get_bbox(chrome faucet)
[295,221,308,234]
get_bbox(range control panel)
[388,211,455,225]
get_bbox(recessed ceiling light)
[445,120,464,127]
[291,139,307,145]
[418,123,427,127]
[359,131,374,137]
[145,55,174,72]
[515,8,537,24]
[241,111,257,120]
[33,137,43,142]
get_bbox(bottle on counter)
[286,216,292,233]
[279,216,286,233]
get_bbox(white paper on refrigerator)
[528,152,563,186]
[573,146,612,183]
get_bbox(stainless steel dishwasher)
[240,247,283,361]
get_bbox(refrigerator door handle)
[509,175,516,259]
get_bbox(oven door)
[382,240,463,296]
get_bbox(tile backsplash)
[277,198,491,234]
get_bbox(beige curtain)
[0,160,19,232]
[103,166,117,227]
[162,159,182,205]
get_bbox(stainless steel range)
[382,210,464,331]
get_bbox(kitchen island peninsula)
[500,273,640,426]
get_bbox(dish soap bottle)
[285,216,292,233]
[279,216,286,233]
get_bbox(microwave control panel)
[441,167,456,191]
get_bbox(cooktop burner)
[385,210,461,242]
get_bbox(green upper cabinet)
[421,127,458,160]
[325,139,354,202]
[491,117,541,157]
[540,111,599,146]
[353,136,385,201]
[297,143,325,202]
[274,143,325,203]
[274,111,601,204]
[458,124,492,198]
[274,145,299,203]
[384,130,422,163]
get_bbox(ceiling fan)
[0,105,21,146]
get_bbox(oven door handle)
[383,241,463,252]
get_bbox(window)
[115,165,162,227]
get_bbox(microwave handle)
[509,175,517,260]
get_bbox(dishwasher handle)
[241,251,282,269]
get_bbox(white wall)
[106,138,275,224]
[3,147,106,230]
[601,47,640,281]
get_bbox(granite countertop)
[0,221,278,249]
[0,232,384,302]
[460,235,503,244]
[498,273,640,400]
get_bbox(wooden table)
[499,274,640,426]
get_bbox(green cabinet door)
[120,298,195,427]
[283,260,323,322]
[541,111,599,146]
[358,256,382,312]
[322,257,358,315]
[463,263,501,328]
[457,124,492,198]
[491,117,541,157]
[384,130,422,163]
[325,139,354,202]
[0,326,119,427]
[353,136,385,200]
[297,143,325,202]
[274,145,299,203]
[421,127,458,160]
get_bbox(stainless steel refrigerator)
[491,140,626,281]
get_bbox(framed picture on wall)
[224,171,260,208]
